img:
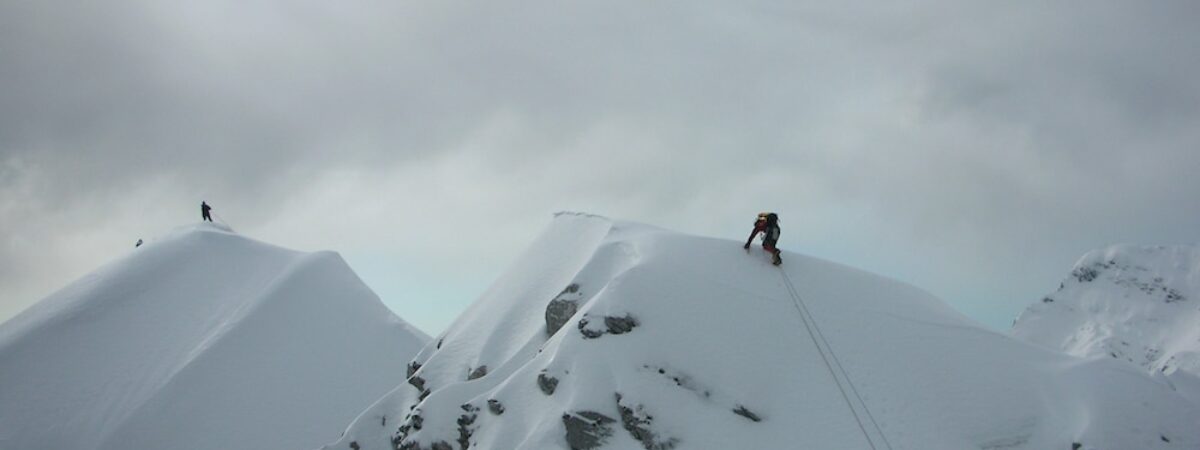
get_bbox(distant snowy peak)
[1013,244,1200,375]
[0,222,429,450]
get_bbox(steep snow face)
[0,223,429,450]
[325,213,1199,450]
[1013,245,1200,398]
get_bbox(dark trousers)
[762,238,779,253]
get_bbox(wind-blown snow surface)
[325,213,1199,450]
[0,223,429,450]
[1013,244,1200,404]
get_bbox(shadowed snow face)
[3,1,1200,332]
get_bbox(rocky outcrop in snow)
[546,284,584,336]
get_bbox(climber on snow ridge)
[744,212,782,266]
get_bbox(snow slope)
[0,222,429,450]
[324,213,1199,450]
[1013,244,1200,403]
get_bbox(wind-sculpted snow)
[1014,244,1200,405]
[326,214,1199,450]
[0,223,429,450]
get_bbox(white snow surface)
[1013,244,1200,399]
[0,222,429,450]
[324,213,1200,450]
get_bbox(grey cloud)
[2,1,1198,332]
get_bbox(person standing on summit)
[201,201,213,222]
[744,212,783,265]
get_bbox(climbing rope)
[779,269,894,450]
[211,212,234,230]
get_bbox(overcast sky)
[3,1,1198,335]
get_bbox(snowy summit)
[325,213,1199,450]
[1014,244,1200,404]
[0,222,429,450]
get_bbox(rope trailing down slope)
[779,269,894,450]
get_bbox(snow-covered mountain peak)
[0,222,429,450]
[1013,243,1200,380]
[325,215,1199,450]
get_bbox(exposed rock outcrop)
[468,365,488,380]
[408,374,431,401]
[616,393,678,450]
[578,313,639,339]
[546,284,585,336]
[538,372,559,395]
[457,404,479,450]
[487,399,505,415]
[562,411,616,450]
[732,405,762,422]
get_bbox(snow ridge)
[325,215,1199,450]
[0,222,429,450]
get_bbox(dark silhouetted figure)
[744,212,782,266]
[201,202,213,222]
[136,239,143,247]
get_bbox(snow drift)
[1013,244,1200,404]
[324,213,1199,450]
[0,222,429,450]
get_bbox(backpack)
[758,212,781,241]
[766,223,781,241]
